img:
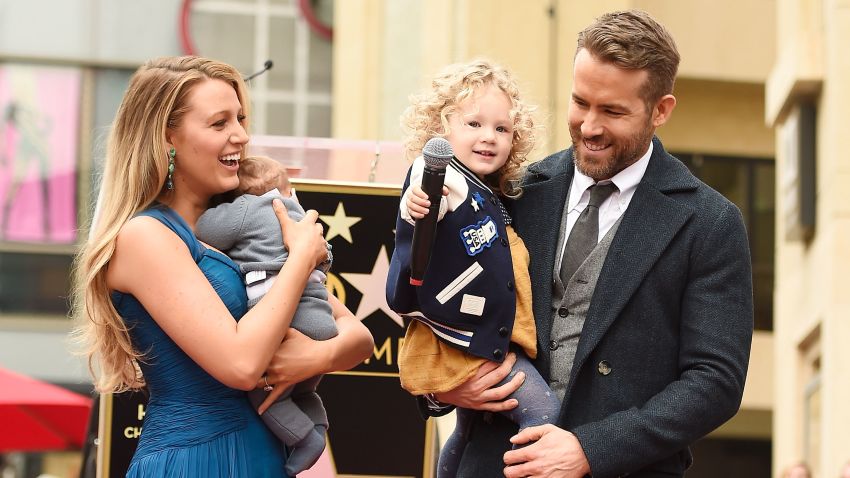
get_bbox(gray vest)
[548,208,622,402]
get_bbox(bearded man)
[422,9,754,478]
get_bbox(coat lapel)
[512,150,572,376]
[567,139,699,391]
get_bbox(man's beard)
[570,120,654,181]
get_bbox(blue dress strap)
[137,204,204,263]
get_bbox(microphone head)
[264,60,274,70]
[422,137,453,170]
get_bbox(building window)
[0,251,73,316]
[674,153,775,331]
[189,0,333,137]
[0,63,85,318]
[0,63,132,319]
[688,436,772,477]
[0,64,83,245]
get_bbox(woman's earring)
[166,148,176,190]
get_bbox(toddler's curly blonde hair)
[400,59,538,198]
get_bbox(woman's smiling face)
[167,78,249,198]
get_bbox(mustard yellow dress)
[397,226,537,395]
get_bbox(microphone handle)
[420,164,446,209]
[409,166,446,286]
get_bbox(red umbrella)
[0,367,92,452]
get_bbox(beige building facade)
[334,0,781,475]
[768,0,850,477]
[4,0,846,475]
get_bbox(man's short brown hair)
[576,10,680,109]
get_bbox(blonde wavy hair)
[71,56,250,392]
[400,59,538,197]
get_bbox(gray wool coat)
[452,137,754,478]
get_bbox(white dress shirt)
[556,142,653,272]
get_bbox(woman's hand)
[274,199,328,268]
[256,295,373,414]
[258,328,329,413]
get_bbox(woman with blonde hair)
[73,56,373,477]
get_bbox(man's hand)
[503,424,591,478]
[434,352,525,412]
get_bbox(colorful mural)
[0,65,81,244]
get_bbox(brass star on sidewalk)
[320,202,362,243]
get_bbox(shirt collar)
[568,141,653,211]
[449,156,492,194]
[261,188,282,198]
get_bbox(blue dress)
[112,205,287,477]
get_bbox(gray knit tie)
[560,183,618,284]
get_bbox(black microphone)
[409,137,453,286]
[244,60,274,82]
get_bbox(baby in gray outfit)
[196,155,336,476]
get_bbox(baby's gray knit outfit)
[197,188,337,476]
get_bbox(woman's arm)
[107,200,327,391]
[324,294,376,371]
[258,293,374,413]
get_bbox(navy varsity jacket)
[386,157,517,363]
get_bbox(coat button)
[501,237,508,247]
[597,360,612,375]
[493,349,504,360]
[558,307,568,317]
[490,196,498,205]
[507,281,514,291]
[549,340,559,351]
[498,326,509,337]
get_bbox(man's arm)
[432,352,525,412]
[506,200,753,477]
[504,425,590,478]
[414,351,526,418]
[577,201,752,476]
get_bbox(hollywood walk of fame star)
[340,245,403,327]
[320,202,362,243]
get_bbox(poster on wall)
[0,64,81,244]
